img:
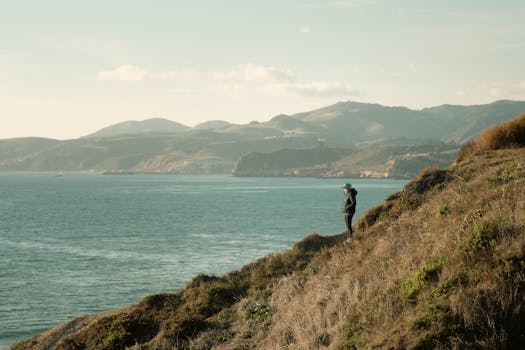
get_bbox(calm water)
[0,173,406,347]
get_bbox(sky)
[1,0,524,139]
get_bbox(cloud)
[210,63,358,99]
[213,64,295,82]
[97,65,193,82]
[268,81,357,98]
[485,81,525,98]
[453,81,525,102]
[210,81,357,99]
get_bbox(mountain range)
[1,100,524,176]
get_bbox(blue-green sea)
[0,173,406,347]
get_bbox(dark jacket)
[342,188,357,214]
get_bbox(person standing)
[342,183,357,237]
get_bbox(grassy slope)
[13,124,525,349]
[254,150,524,349]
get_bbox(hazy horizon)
[2,1,524,139]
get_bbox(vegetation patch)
[86,313,157,350]
[495,255,525,281]
[457,219,504,259]
[401,259,443,301]
[246,302,272,331]
[427,274,467,301]
[335,324,363,350]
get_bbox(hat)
[342,183,352,190]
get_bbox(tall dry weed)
[457,113,525,162]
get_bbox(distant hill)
[0,130,320,173]
[289,99,525,146]
[85,118,190,138]
[193,120,234,130]
[422,99,525,143]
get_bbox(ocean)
[0,173,406,347]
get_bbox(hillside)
[232,146,353,177]
[12,115,525,349]
[232,143,458,179]
[423,99,525,143]
[291,99,525,146]
[0,131,320,173]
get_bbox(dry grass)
[456,113,525,162]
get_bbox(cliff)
[13,114,525,349]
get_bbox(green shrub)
[495,255,525,280]
[195,278,248,316]
[166,313,207,340]
[457,220,502,258]
[427,274,467,301]
[401,259,443,300]
[246,303,272,331]
[92,314,157,350]
[335,325,362,350]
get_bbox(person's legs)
[344,213,354,236]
